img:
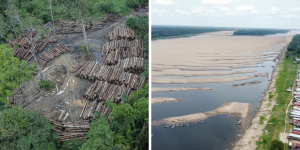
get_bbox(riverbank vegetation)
[233,29,289,36]
[256,54,298,149]
[288,34,300,54]
[152,25,235,40]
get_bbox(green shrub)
[94,2,114,13]
[39,80,54,90]
[126,0,138,8]
[270,140,284,150]
[126,16,138,30]
[259,116,266,124]
[38,12,52,23]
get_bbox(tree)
[106,84,149,149]
[0,44,36,105]
[1,1,46,81]
[270,140,284,150]
[49,0,55,36]
[18,14,47,81]
[0,106,59,149]
[81,117,127,150]
[69,0,103,53]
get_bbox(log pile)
[108,27,136,40]
[75,25,147,121]
[37,44,72,68]
[7,31,50,63]
[57,19,106,34]
[72,62,145,86]
[8,83,41,108]
[80,100,113,120]
[50,119,90,142]
[13,47,32,62]
[102,39,144,57]
[34,40,49,53]
[84,80,132,101]
[117,57,145,73]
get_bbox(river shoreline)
[233,44,287,150]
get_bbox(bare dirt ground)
[152,102,252,127]
[22,6,148,122]
[151,98,187,104]
[152,87,212,92]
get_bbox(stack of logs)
[80,99,113,120]
[35,44,71,68]
[84,80,132,101]
[7,30,55,63]
[108,27,136,40]
[57,19,106,34]
[72,61,145,87]
[117,57,145,73]
[75,26,147,120]
[8,83,41,107]
[50,119,90,142]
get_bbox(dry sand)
[152,102,252,127]
[152,33,292,78]
[152,87,212,92]
[152,70,257,77]
[152,98,187,104]
[152,73,268,84]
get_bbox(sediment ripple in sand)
[152,70,257,77]
[152,102,252,126]
[152,87,212,92]
[152,98,187,104]
[152,73,268,84]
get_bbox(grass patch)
[269,92,274,99]
[39,80,55,90]
[81,44,90,60]
[267,102,271,107]
[256,57,298,150]
[260,116,266,124]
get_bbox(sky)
[152,0,300,29]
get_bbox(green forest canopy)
[233,29,289,36]
[288,34,300,54]
[152,25,291,39]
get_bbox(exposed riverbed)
[151,31,297,150]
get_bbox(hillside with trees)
[0,0,149,149]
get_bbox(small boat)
[201,120,205,124]
[172,125,175,128]
[164,125,171,128]
[237,119,243,125]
